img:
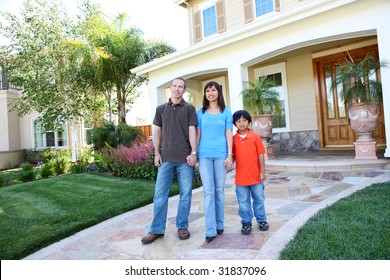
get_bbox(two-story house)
[133,0,390,158]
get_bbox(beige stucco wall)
[0,91,21,152]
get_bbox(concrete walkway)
[24,153,390,260]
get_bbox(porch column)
[377,22,390,158]
[227,64,246,115]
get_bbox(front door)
[314,46,386,149]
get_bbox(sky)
[0,0,189,50]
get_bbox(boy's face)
[234,116,250,132]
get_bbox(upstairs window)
[194,0,226,42]
[255,0,274,17]
[203,6,217,37]
[244,0,280,23]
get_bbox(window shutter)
[275,0,281,12]
[244,0,253,23]
[194,10,202,43]
[216,0,226,33]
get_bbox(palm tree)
[241,76,282,116]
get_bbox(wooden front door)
[314,46,386,149]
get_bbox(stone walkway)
[24,156,390,260]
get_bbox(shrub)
[40,162,55,178]
[0,175,4,187]
[92,121,144,150]
[53,155,71,175]
[69,160,87,174]
[19,162,35,182]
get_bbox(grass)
[0,172,180,260]
[279,182,390,260]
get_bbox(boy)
[231,110,269,235]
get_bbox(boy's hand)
[225,155,233,169]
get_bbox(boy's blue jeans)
[150,162,194,234]
[235,182,267,224]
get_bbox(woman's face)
[205,85,219,102]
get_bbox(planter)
[348,102,379,142]
[252,114,274,159]
[348,102,379,159]
[252,114,273,144]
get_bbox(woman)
[196,81,233,243]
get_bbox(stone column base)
[264,143,275,160]
[354,141,378,160]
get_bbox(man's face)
[170,79,186,99]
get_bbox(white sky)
[0,0,189,50]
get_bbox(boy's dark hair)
[233,110,252,124]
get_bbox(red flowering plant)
[108,141,157,180]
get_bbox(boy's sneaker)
[241,223,252,235]
[259,221,269,231]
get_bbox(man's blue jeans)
[150,162,194,234]
[198,157,227,237]
[235,182,267,224]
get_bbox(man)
[141,77,198,244]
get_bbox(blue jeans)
[235,183,267,224]
[150,162,194,234]
[198,158,227,237]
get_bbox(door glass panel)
[335,65,346,118]
[325,66,334,119]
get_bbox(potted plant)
[331,53,388,159]
[241,76,282,144]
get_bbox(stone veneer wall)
[270,130,320,152]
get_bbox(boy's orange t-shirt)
[232,128,265,186]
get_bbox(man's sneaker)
[141,232,164,244]
[178,228,190,240]
[259,221,269,231]
[241,223,252,235]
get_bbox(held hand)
[154,154,162,167]
[186,154,197,166]
[225,155,233,169]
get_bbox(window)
[254,62,290,132]
[255,0,274,17]
[83,120,93,146]
[203,6,217,37]
[194,0,225,42]
[33,119,68,149]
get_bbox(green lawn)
[0,173,179,260]
[279,182,390,260]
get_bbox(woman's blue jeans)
[235,183,267,224]
[198,158,227,237]
[150,162,194,234]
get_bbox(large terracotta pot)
[348,102,379,142]
[252,114,273,144]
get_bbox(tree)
[0,0,99,128]
[84,11,176,124]
[0,0,176,128]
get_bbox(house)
[0,85,93,169]
[0,80,149,170]
[132,0,390,158]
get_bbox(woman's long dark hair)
[201,81,226,113]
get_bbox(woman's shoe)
[206,236,216,243]
[217,229,224,235]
